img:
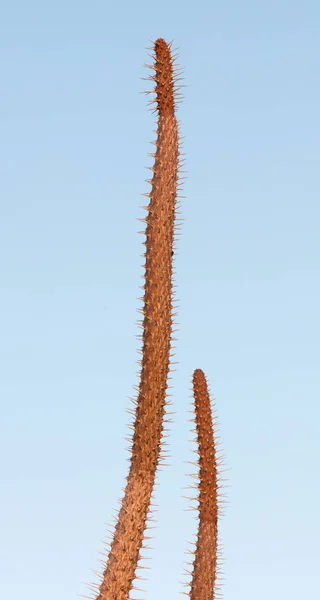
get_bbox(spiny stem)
[95,38,181,600]
[189,369,219,600]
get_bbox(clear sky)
[1,2,319,599]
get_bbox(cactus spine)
[89,39,221,600]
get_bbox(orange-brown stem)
[189,369,219,600]
[96,38,180,600]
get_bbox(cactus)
[188,369,220,600]
[87,38,222,600]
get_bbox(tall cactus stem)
[94,38,182,600]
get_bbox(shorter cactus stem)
[189,369,219,600]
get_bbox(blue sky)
[1,1,319,599]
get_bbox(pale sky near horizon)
[1,2,320,599]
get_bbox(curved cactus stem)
[94,38,182,600]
